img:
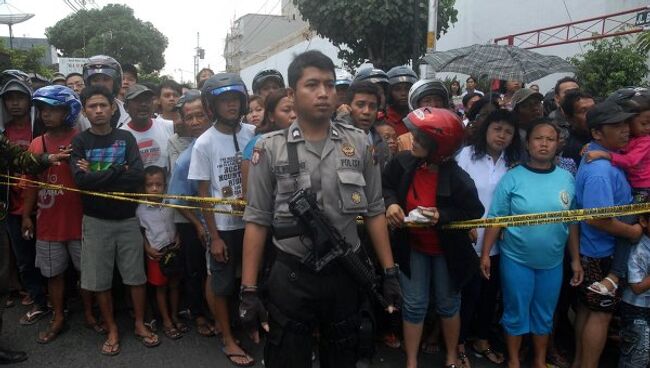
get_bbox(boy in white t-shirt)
[188,73,255,366]
[122,84,173,170]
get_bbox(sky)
[0,0,283,83]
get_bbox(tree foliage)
[0,42,51,77]
[46,4,168,73]
[293,0,458,71]
[636,31,650,55]
[569,37,649,98]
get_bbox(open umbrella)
[422,44,576,83]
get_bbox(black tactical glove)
[382,265,402,311]
[239,286,268,333]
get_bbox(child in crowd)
[136,165,185,340]
[245,95,264,127]
[618,209,650,368]
[585,93,650,296]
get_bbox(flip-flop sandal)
[382,332,401,349]
[36,322,69,344]
[421,341,440,354]
[472,346,504,365]
[21,295,34,306]
[135,332,161,348]
[196,322,216,337]
[84,322,108,335]
[19,308,51,325]
[221,346,255,367]
[173,321,190,334]
[587,277,618,297]
[101,340,121,356]
[163,326,183,340]
[458,352,470,368]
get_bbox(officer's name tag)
[340,158,361,169]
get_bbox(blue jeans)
[399,250,461,324]
[619,303,650,368]
[500,255,562,336]
[6,214,46,308]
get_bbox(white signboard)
[58,57,89,76]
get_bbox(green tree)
[46,4,168,73]
[0,42,51,77]
[293,0,458,71]
[569,37,649,98]
[636,30,650,55]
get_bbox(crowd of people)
[0,49,648,368]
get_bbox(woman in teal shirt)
[480,118,584,368]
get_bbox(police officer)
[240,50,402,368]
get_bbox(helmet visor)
[209,84,247,97]
[33,97,65,107]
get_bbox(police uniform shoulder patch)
[251,148,264,166]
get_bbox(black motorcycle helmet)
[201,73,248,122]
[252,69,285,95]
[82,55,123,95]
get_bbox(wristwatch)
[383,264,400,278]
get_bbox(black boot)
[0,347,27,365]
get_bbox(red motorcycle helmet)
[403,107,464,163]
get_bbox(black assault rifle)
[273,189,389,310]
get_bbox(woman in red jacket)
[383,108,484,368]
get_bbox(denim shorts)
[399,250,461,323]
[619,302,650,368]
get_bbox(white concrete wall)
[240,36,345,91]
[238,0,648,93]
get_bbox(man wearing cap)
[121,84,174,170]
[51,73,66,86]
[0,79,52,328]
[512,88,544,138]
[573,101,643,368]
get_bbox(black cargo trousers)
[263,251,362,368]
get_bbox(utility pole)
[421,0,438,78]
[194,32,205,85]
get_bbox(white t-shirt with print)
[188,123,255,231]
[121,117,174,169]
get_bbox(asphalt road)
[1,292,624,368]
[0,298,496,368]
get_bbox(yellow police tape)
[1,175,244,216]
[3,174,648,229]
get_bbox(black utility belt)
[274,249,344,276]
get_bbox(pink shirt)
[610,136,650,189]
